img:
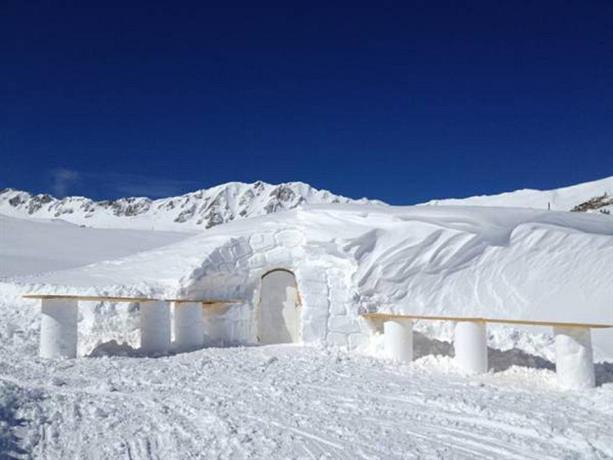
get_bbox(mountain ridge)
[1,176,611,232]
[0,181,382,231]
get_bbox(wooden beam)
[167,299,241,305]
[23,294,159,302]
[24,294,241,305]
[361,312,613,329]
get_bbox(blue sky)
[1,2,612,204]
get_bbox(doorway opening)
[257,269,301,344]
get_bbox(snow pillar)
[203,303,232,346]
[140,301,171,355]
[173,301,204,352]
[553,326,595,390]
[39,298,78,359]
[383,319,413,363]
[454,320,488,374]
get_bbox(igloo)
[22,204,613,389]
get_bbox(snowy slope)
[0,181,381,231]
[423,175,613,213]
[0,214,189,277]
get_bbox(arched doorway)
[257,269,301,344]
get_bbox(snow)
[2,345,613,459]
[39,298,78,359]
[2,179,613,458]
[454,321,488,375]
[0,181,382,231]
[0,214,189,277]
[423,175,613,212]
[383,319,414,362]
[8,204,612,356]
[554,326,596,390]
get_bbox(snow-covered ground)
[423,175,613,212]
[1,180,613,459]
[0,214,190,277]
[2,341,613,459]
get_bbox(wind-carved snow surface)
[2,192,613,457]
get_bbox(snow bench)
[362,313,613,390]
[23,294,240,358]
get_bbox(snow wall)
[176,227,369,350]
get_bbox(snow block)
[247,253,267,269]
[249,232,275,251]
[264,247,293,267]
[330,301,347,316]
[203,304,233,345]
[348,332,369,350]
[296,267,328,284]
[301,310,328,343]
[454,321,488,375]
[327,332,348,347]
[274,229,303,248]
[554,326,595,390]
[173,302,204,352]
[329,315,360,334]
[40,298,78,359]
[140,301,171,355]
[384,319,413,363]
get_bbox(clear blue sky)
[1,2,612,204]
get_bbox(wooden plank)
[167,299,241,305]
[23,294,159,302]
[24,294,242,305]
[361,312,613,329]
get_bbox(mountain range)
[0,176,611,231]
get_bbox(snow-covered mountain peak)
[0,181,382,231]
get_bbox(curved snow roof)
[17,204,613,325]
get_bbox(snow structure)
[13,204,613,370]
[39,298,78,359]
[454,321,488,375]
[383,319,414,362]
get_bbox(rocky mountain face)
[571,193,613,214]
[0,181,380,231]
